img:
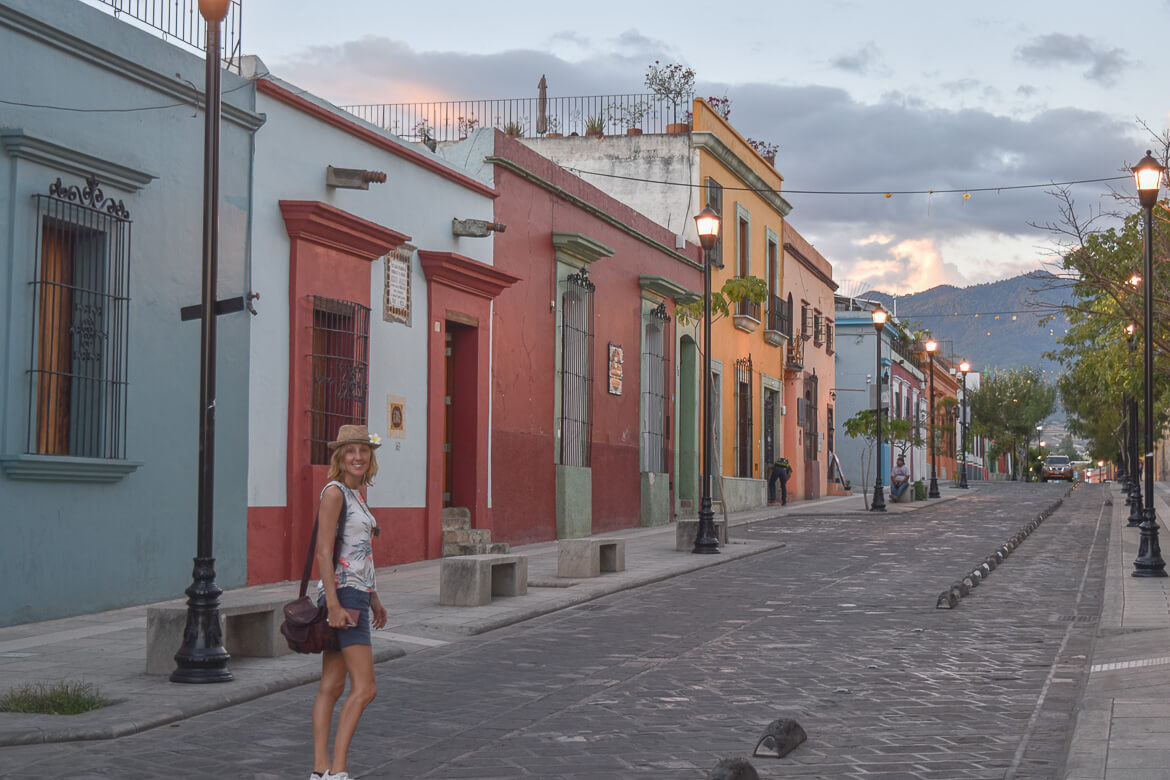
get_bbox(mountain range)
[860,271,1074,379]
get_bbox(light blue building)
[832,296,927,499]
[0,0,263,625]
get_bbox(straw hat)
[328,424,381,450]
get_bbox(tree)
[675,275,768,326]
[644,61,695,125]
[1033,131,1170,460]
[1056,433,1079,460]
[842,409,921,509]
[968,367,1056,479]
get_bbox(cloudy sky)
[240,0,1168,293]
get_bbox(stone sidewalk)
[0,486,958,747]
[1065,481,1170,780]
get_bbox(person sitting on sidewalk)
[890,456,911,502]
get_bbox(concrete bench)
[675,518,728,551]
[146,595,290,675]
[558,537,626,578]
[439,553,528,607]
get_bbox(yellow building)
[518,97,796,512]
[692,98,794,508]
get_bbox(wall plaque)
[608,344,623,396]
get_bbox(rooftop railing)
[87,0,243,67]
[340,93,688,143]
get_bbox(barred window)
[803,373,819,463]
[735,355,753,478]
[559,269,594,467]
[310,296,370,465]
[640,302,670,473]
[813,311,824,346]
[801,303,811,340]
[826,319,835,354]
[28,176,131,459]
[705,178,723,267]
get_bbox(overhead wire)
[562,166,1129,197]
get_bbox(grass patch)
[0,681,108,715]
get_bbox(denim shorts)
[318,588,371,648]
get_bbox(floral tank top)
[317,480,377,596]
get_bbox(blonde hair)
[326,442,378,487]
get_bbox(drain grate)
[1055,615,1098,623]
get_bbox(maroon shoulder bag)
[280,497,360,654]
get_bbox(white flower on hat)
[369,433,381,446]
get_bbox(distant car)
[1041,455,1074,482]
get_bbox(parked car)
[1041,455,1074,482]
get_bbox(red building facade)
[478,133,704,544]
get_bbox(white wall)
[248,82,495,510]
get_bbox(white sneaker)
[328,773,354,780]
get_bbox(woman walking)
[311,425,388,780]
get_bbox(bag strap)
[297,486,348,598]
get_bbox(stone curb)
[0,644,405,747]
[936,484,1078,609]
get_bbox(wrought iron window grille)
[558,272,595,467]
[734,355,754,478]
[641,303,671,473]
[309,295,371,465]
[27,175,132,459]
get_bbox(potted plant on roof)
[457,115,479,140]
[502,119,525,138]
[748,138,780,167]
[584,115,605,138]
[609,99,649,135]
[645,60,695,134]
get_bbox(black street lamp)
[172,0,234,683]
[925,338,940,498]
[959,360,970,488]
[1126,322,1143,526]
[1131,150,1166,578]
[693,205,722,554]
[871,306,888,512]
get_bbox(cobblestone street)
[2,482,1106,779]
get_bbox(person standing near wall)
[769,458,792,505]
[311,425,388,780]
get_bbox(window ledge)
[733,314,760,334]
[763,328,786,347]
[1,454,142,483]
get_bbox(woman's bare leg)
[329,644,377,775]
[312,650,347,773]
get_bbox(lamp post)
[1126,322,1144,525]
[958,360,970,488]
[925,339,940,498]
[1131,150,1166,578]
[871,306,888,511]
[693,205,722,554]
[172,0,234,683]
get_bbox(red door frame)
[418,251,520,558]
[252,201,409,584]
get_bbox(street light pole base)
[927,475,940,499]
[1132,511,1167,578]
[1127,486,1144,526]
[171,556,233,683]
[871,483,887,512]
[692,505,720,554]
